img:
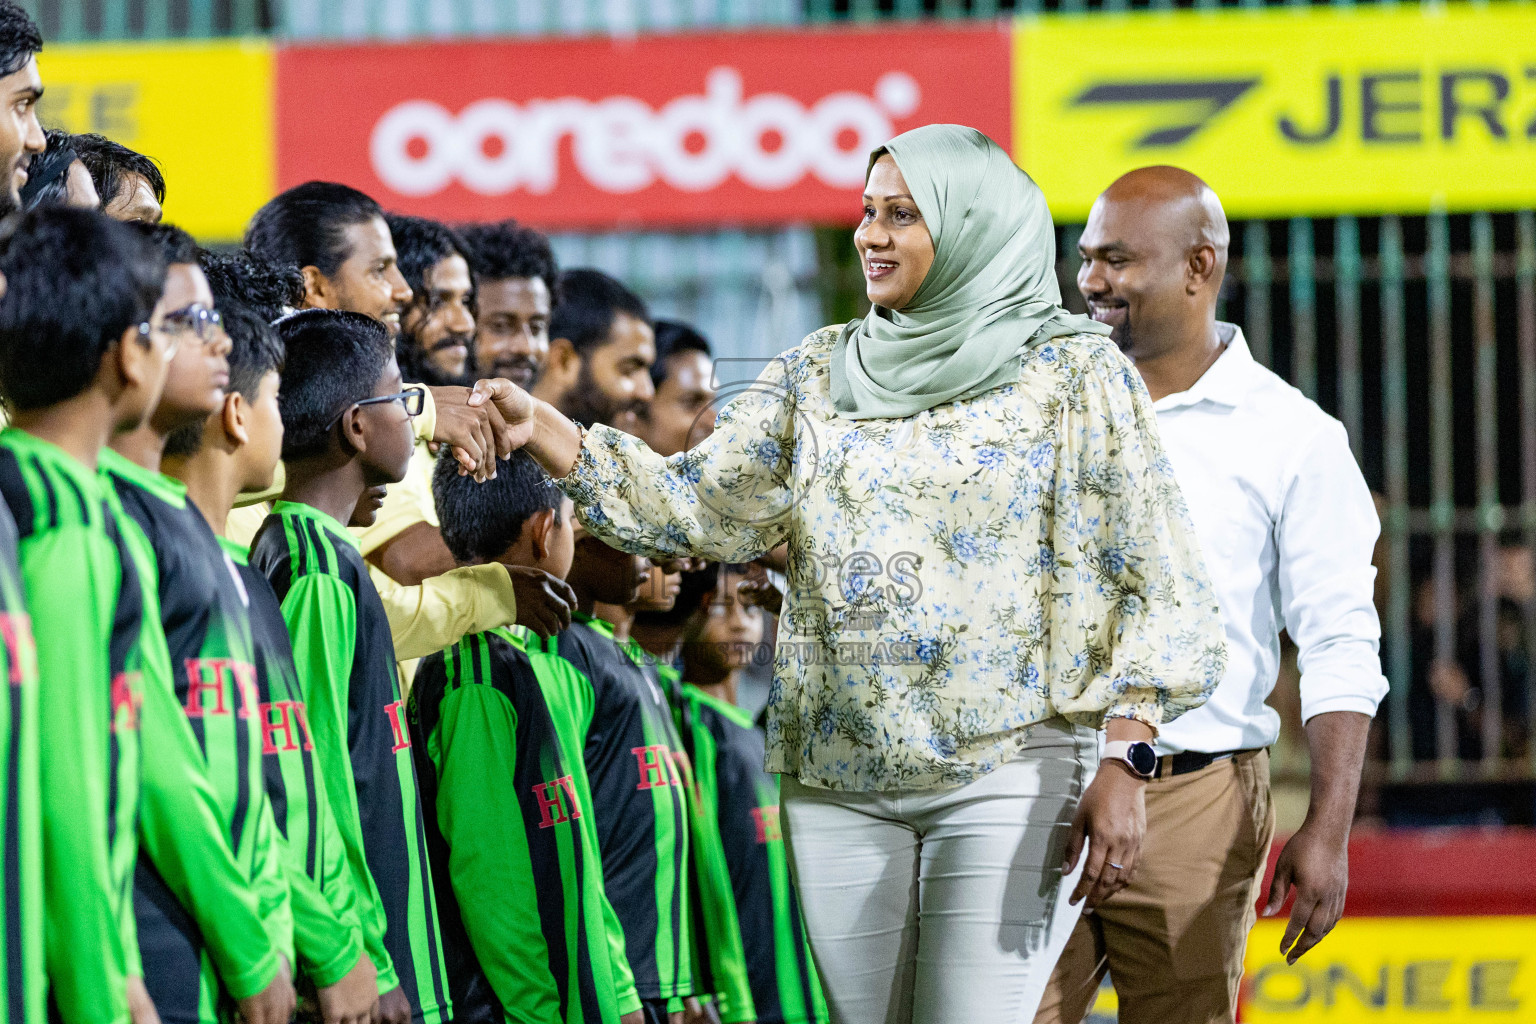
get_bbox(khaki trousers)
[1032,749,1275,1024]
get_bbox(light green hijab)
[831,124,1109,421]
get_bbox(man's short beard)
[560,359,635,428]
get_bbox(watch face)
[1128,742,1158,777]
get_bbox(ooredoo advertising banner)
[274,24,1012,230]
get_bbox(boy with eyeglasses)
[103,222,297,1024]
[160,298,380,1024]
[250,309,451,1024]
[0,208,160,1024]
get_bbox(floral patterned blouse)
[559,327,1226,792]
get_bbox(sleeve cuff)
[304,932,364,990]
[1300,691,1385,724]
[220,950,280,1002]
[617,988,643,1016]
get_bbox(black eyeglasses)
[162,304,225,344]
[328,386,426,430]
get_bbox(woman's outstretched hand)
[468,378,537,453]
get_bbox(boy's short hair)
[245,181,383,277]
[433,449,563,565]
[275,309,394,461]
[128,221,198,265]
[199,248,306,323]
[162,300,285,459]
[0,207,167,411]
[70,133,166,208]
[549,268,649,355]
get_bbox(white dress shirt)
[1153,324,1389,755]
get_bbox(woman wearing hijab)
[493,124,1225,1023]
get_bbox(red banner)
[275,24,1011,230]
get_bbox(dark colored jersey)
[221,536,364,991]
[537,614,694,1004]
[251,500,450,1024]
[101,450,287,1024]
[0,485,41,1024]
[412,627,638,1024]
[678,687,825,1024]
[0,428,141,1024]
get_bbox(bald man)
[1033,167,1387,1024]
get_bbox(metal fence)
[23,0,1536,805]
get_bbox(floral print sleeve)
[559,328,1225,792]
[1042,340,1227,730]
[559,349,798,564]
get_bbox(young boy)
[410,451,641,1024]
[101,223,296,1024]
[0,208,167,1024]
[525,529,697,1022]
[676,568,826,1024]
[249,309,451,1024]
[159,298,379,1024]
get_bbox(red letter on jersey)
[750,805,782,844]
[533,777,572,829]
[632,745,670,790]
[0,612,36,685]
[261,702,300,754]
[385,699,411,752]
[183,657,232,716]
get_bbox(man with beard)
[531,268,655,436]
[243,184,571,654]
[385,214,476,388]
[0,1,45,218]
[70,133,164,223]
[458,220,556,390]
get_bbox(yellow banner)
[1237,917,1536,1023]
[35,40,274,242]
[1013,3,1536,221]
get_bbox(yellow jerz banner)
[33,39,274,242]
[1013,2,1536,221]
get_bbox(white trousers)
[780,718,1098,1024]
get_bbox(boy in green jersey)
[102,224,296,1024]
[523,529,698,1024]
[675,569,825,1024]
[412,451,639,1024]
[160,294,379,1024]
[250,310,452,1024]
[0,208,169,1024]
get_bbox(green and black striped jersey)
[220,536,366,992]
[411,626,640,1024]
[538,614,695,1005]
[0,478,41,1024]
[102,450,288,1024]
[677,686,826,1024]
[0,428,141,1024]
[251,500,451,1024]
